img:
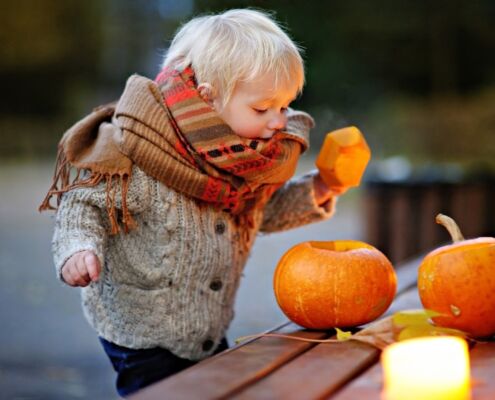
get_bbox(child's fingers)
[61,251,99,287]
[75,254,91,284]
[63,265,88,287]
[72,269,91,286]
[61,253,88,287]
[61,266,76,286]
[84,252,101,282]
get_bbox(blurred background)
[1,0,494,398]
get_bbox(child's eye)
[281,107,288,113]
[253,108,267,114]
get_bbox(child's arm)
[258,108,336,233]
[52,166,152,285]
[260,123,370,233]
[259,170,337,233]
[313,173,347,204]
[53,188,108,285]
[61,250,101,287]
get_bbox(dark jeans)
[99,337,229,397]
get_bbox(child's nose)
[267,113,287,130]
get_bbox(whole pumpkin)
[418,214,495,338]
[273,240,397,329]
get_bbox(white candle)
[381,336,471,400]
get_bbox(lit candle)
[381,336,471,400]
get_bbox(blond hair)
[162,9,304,109]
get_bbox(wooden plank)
[329,285,423,399]
[328,341,495,400]
[231,340,379,400]
[388,188,412,263]
[129,323,331,400]
[130,255,424,400]
[230,260,423,400]
[471,342,495,399]
[418,187,442,253]
[451,183,486,239]
[363,186,385,252]
[463,185,480,237]
[330,362,383,400]
[327,293,495,400]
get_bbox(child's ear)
[197,83,216,108]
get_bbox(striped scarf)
[40,67,309,234]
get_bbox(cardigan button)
[215,220,226,234]
[209,280,223,291]
[202,339,214,351]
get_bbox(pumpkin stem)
[435,213,465,243]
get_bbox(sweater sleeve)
[259,169,337,233]
[285,108,314,151]
[51,166,153,281]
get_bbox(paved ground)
[0,158,364,399]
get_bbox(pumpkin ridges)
[451,253,495,334]
[418,214,495,338]
[273,242,308,304]
[319,250,383,326]
[274,245,322,327]
[425,238,495,258]
[364,257,398,322]
[274,240,396,329]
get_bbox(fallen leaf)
[350,316,399,350]
[392,309,468,341]
[392,309,442,327]
[234,309,469,349]
[336,328,352,341]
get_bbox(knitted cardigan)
[52,127,336,361]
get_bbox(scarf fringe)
[39,146,136,235]
[40,70,307,240]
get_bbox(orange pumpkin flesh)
[274,240,397,329]
[418,214,495,338]
[315,126,371,189]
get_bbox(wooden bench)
[130,255,495,399]
[364,178,495,264]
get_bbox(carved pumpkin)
[273,240,397,329]
[418,214,495,338]
[315,126,371,189]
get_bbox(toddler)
[41,9,344,397]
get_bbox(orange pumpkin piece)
[273,240,397,329]
[418,214,495,338]
[315,126,371,189]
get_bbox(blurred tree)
[190,0,495,166]
[0,0,101,115]
[194,0,495,105]
[1,0,494,163]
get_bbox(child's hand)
[314,173,347,205]
[61,251,101,287]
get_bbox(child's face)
[215,73,299,140]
